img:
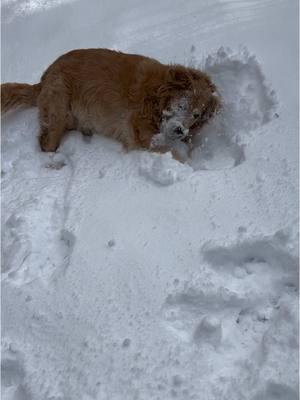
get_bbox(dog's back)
[41,49,164,143]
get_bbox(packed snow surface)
[1,1,299,399]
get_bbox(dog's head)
[160,65,220,141]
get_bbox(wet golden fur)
[1,49,220,158]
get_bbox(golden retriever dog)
[1,49,220,160]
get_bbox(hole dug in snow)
[187,46,277,171]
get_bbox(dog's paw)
[39,133,59,152]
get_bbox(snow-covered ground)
[1,0,299,399]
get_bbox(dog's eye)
[193,112,200,118]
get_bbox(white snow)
[1,0,299,400]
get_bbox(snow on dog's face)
[159,66,220,142]
[161,89,220,142]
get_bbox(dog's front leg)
[130,114,184,162]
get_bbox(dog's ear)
[167,66,217,92]
[188,69,204,81]
[167,66,192,89]
[188,68,217,92]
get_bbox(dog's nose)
[174,126,184,136]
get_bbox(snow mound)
[188,47,277,171]
[203,47,277,129]
[138,152,192,186]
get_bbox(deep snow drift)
[1,1,299,400]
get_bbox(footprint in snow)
[1,346,31,400]
[162,234,298,346]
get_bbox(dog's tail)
[1,82,41,113]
